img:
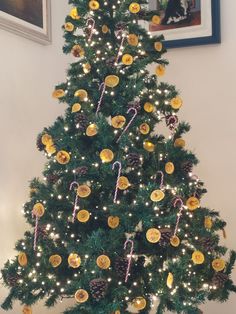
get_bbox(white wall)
[0,0,235,313]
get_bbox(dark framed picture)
[148,0,220,48]
[0,0,51,45]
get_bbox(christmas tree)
[1,1,236,313]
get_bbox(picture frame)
[0,0,51,45]
[148,0,221,49]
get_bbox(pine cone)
[128,99,141,112]
[46,174,60,184]
[114,257,128,279]
[36,134,44,151]
[127,153,141,168]
[74,113,89,131]
[89,278,108,301]
[212,272,228,288]
[105,56,116,68]
[181,161,193,175]
[115,22,127,31]
[159,228,173,247]
[5,274,20,287]
[166,115,178,130]
[75,166,88,176]
[199,237,217,252]
[37,225,48,240]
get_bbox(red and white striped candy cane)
[124,239,134,282]
[116,107,138,143]
[112,161,122,203]
[70,181,80,223]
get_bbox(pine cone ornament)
[115,22,127,31]
[36,134,45,151]
[105,56,116,68]
[5,274,20,287]
[89,278,108,301]
[114,257,129,279]
[166,114,178,130]
[37,224,48,240]
[181,161,193,175]
[159,228,173,247]
[127,153,141,168]
[74,113,89,131]
[46,173,60,184]
[128,99,141,112]
[212,272,228,288]
[75,166,88,176]
[199,237,217,252]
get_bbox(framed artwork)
[148,0,221,48]
[0,0,51,45]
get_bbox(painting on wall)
[0,0,51,45]
[148,0,220,48]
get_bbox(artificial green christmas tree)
[1,1,236,313]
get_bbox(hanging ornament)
[82,63,91,74]
[86,124,98,137]
[77,210,90,223]
[49,255,62,268]
[89,0,100,10]
[64,22,74,32]
[143,140,155,152]
[128,34,139,46]
[18,252,28,267]
[111,115,126,129]
[96,255,111,269]
[150,190,165,202]
[117,176,130,190]
[45,144,56,155]
[132,297,147,310]
[186,196,200,211]
[56,151,70,164]
[71,103,81,113]
[70,7,80,20]
[105,75,120,88]
[154,42,163,52]
[100,149,114,163]
[212,272,228,288]
[75,289,89,303]
[75,112,89,131]
[52,89,65,99]
[102,24,109,33]
[70,181,80,223]
[171,96,183,110]
[174,138,185,148]
[173,198,184,236]
[114,257,128,279]
[204,216,213,229]
[212,259,226,272]
[112,161,122,203]
[167,272,174,288]
[124,239,134,282]
[170,235,180,247]
[77,184,91,198]
[192,251,205,265]
[68,253,82,268]
[122,54,134,65]
[74,89,88,100]
[139,123,150,135]
[152,15,161,25]
[156,171,164,189]
[165,162,175,174]
[159,228,173,247]
[129,2,141,14]
[108,216,120,229]
[146,228,161,243]
[96,82,106,114]
[166,114,178,131]
[127,152,141,168]
[41,134,53,146]
[23,305,32,314]
[71,44,85,57]
[116,107,138,143]
[156,64,166,76]
[144,102,154,113]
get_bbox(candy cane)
[173,197,184,236]
[157,171,164,189]
[124,239,134,282]
[116,108,138,143]
[70,181,80,223]
[112,161,122,203]
[114,32,126,65]
[86,18,95,41]
[33,216,39,251]
[96,82,106,115]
